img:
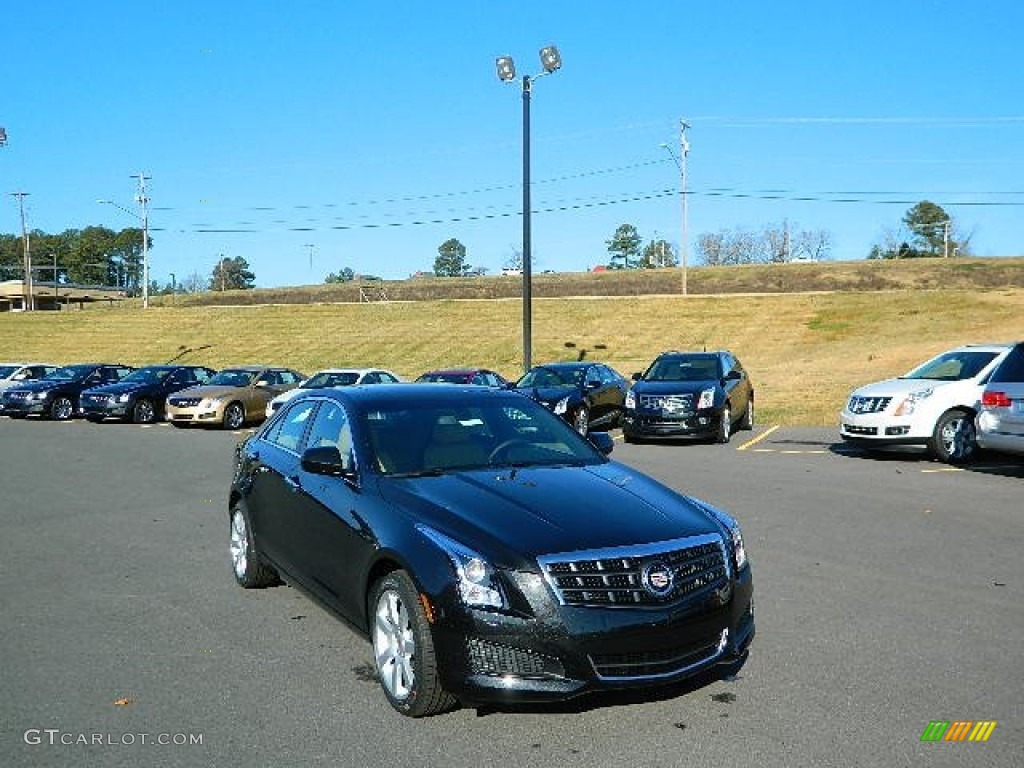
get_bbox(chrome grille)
[81,393,112,405]
[3,390,31,402]
[465,638,564,679]
[169,397,201,407]
[847,396,891,414]
[538,534,728,608]
[638,393,693,413]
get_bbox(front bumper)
[166,406,223,424]
[623,409,720,439]
[430,566,754,706]
[80,400,130,419]
[0,398,50,415]
[839,410,930,446]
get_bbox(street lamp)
[98,176,151,308]
[496,45,562,373]
[660,118,690,295]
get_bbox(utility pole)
[11,191,33,310]
[679,119,690,295]
[304,243,315,274]
[131,173,151,308]
[943,219,950,258]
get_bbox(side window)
[262,371,283,386]
[471,373,487,386]
[362,372,380,385]
[279,370,301,385]
[264,400,317,453]
[379,372,398,384]
[992,347,1024,383]
[584,367,602,387]
[196,368,213,384]
[305,401,354,468]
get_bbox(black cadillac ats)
[229,384,754,717]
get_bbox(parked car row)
[839,341,1024,463]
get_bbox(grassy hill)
[2,257,1022,425]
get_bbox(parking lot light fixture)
[496,45,562,373]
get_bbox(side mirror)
[631,372,642,381]
[586,380,602,389]
[725,370,742,381]
[255,379,271,388]
[301,445,356,480]
[588,431,615,456]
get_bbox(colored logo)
[641,562,674,597]
[920,721,997,742]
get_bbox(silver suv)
[976,342,1024,458]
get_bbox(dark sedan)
[513,361,628,434]
[0,363,134,420]
[623,350,754,444]
[229,384,754,717]
[415,368,509,387]
[80,364,216,423]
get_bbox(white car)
[976,342,1024,458]
[264,368,402,418]
[839,343,1015,463]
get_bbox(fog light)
[885,426,910,436]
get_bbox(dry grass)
[3,286,1023,425]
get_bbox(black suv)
[80,365,217,424]
[1,364,135,420]
[624,351,754,443]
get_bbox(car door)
[248,369,282,419]
[722,354,751,418]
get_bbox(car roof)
[296,382,518,408]
[419,368,488,375]
[531,361,596,370]
[310,367,386,375]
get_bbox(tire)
[223,402,245,430]
[131,398,156,424]
[715,405,732,444]
[229,503,278,588]
[930,409,976,464]
[740,398,754,431]
[370,571,457,718]
[573,405,590,436]
[51,396,74,421]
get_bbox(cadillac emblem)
[641,561,675,598]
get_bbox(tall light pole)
[11,191,33,310]
[304,243,315,273]
[496,45,562,373]
[661,118,690,295]
[99,176,151,308]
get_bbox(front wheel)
[51,396,74,421]
[223,402,245,430]
[370,571,456,718]
[930,409,976,464]
[573,405,590,436]
[131,398,156,424]
[715,405,732,444]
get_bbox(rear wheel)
[930,409,976,464]
[223,402,245,430]
[370,571,456,718]
[131,398,156,424]
[51,396,74,421]
[229,504,278,588]
[715,405,732,444]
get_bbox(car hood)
[849,377,976,398]
[378,462,722,568]
[632,380,716,395]
[84,381,148,396]
[5,380,69,394]
[174,384,247,399]
[514,385,578,404]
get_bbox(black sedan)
[623,350,755,444]
[0,363,134,420]
[513,361,629,434]
[80,364,217,423]
[229,384,754,717]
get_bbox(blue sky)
[3,1,1022,287]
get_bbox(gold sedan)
[165,366,304,429]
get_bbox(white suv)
[839,343,1015,463]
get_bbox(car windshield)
[416,372,470,384]
[304,371,361,388]
[902,351,998,382]
[121,367,172,384]
[0,365,20,378]
[645,356,721,382]
[362,397,603,476]
[207,369,257,387]
[516,366,582,388]
[45,365,93,382]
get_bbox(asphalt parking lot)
[1,419,1021,767]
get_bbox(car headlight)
[697,388,715,410]
[416,524,504,609]
[116,393,131,403]
[691,498,748,571]
[625,390,635,409]
[894,388,934,416]
[553,396,570,415]
[730,525,747,571]
[29,391,49,401]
